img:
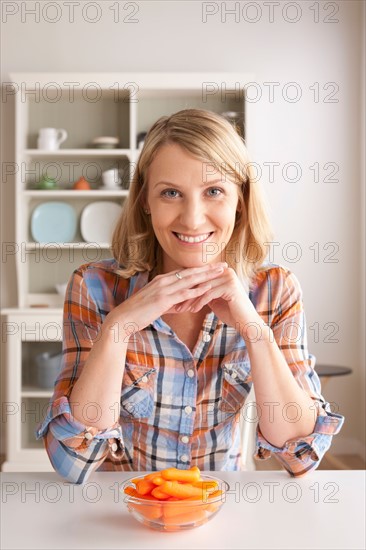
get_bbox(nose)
[179,196,206,230]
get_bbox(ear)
[140,196,150,215]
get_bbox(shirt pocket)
[120,364,156,420]
[219,361,251,414]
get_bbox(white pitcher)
[37,128,68,150]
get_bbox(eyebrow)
[153,178,226,188]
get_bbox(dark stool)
[315,364,352,469]
[315,364,352,384]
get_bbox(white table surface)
[1,470,365,550]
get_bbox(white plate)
[31,202,77,243]
[97,185,122,191]
[91,136,119,144]
[80,201,123,243]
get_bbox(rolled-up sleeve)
[253,268,345,477]
[254,397,344,477]
[35,265,125,484]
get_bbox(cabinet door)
[2,314,62,472]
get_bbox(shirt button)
[181,435,189,444]
[85,432,93,440]
[187,369,195,378]
[111,442,118,452]
[141,376,148,383]
[202,333,211,342]
[231,372,238,379]
[180,454,189,463]
[184,405,193,415]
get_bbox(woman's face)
[145,142,240,273]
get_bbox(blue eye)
[207,187,223,196]
[161,189,180,198]
[160,187,224,199]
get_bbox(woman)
[36,109,344,484]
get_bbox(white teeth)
[176,232,211,243]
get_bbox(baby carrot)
[128,502,162,520]
[124,486,138,497]
[206,489,224,512]
[191,480,219,493]
[163,508,207,525]
[123,486,160,501]
[151,487,171,500]
[163,500,205,519]
[160,467,201,483]
[144,472,163,482]
[208,489,223,499]
[135,479,155,496]
[131,477,143,485]
[150,476,164,486]
[159,481,206,499]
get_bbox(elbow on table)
[276,444,325,478]
[42,430,104,485]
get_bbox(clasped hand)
[111,262,259,335]
[173,262,258,330]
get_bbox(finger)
[172,279,218,312]
[163,262,227,288]
[172,274,226,312]
[188,282,232,313]
[163,282,213,313]
[153,267,224,307]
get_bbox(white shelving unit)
[2,309,62,471]
[1,72,253,471]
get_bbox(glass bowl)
[122,474,229,532]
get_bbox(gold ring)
[175,272,183,280]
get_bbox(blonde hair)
[111,108,274,289]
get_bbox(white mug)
[37,128,68,151]
[102,169,121,188]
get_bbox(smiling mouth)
[173,232,213,244]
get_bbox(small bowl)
[55,283,68,296]
[35,352,63,389]
[122,474,229,532]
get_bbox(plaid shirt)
[36,259,344,484]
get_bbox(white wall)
[1,0,365,457]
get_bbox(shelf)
[1,307,63,315]
[24,190,129,198]
[25,242,112,249]
[22,386,53,398]
[24,148,133,157]
[6,72,250,470]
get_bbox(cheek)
[215,204,237,228]
[150,209,174,237]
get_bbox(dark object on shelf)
[37,175,58,190]
[35,352,63,389]
[221,111,244,136]
[73,177,91,190]
[137,132,147,149]
[90,136,120,149]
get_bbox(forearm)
[69,313,129,430]
[240,315,317,448]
